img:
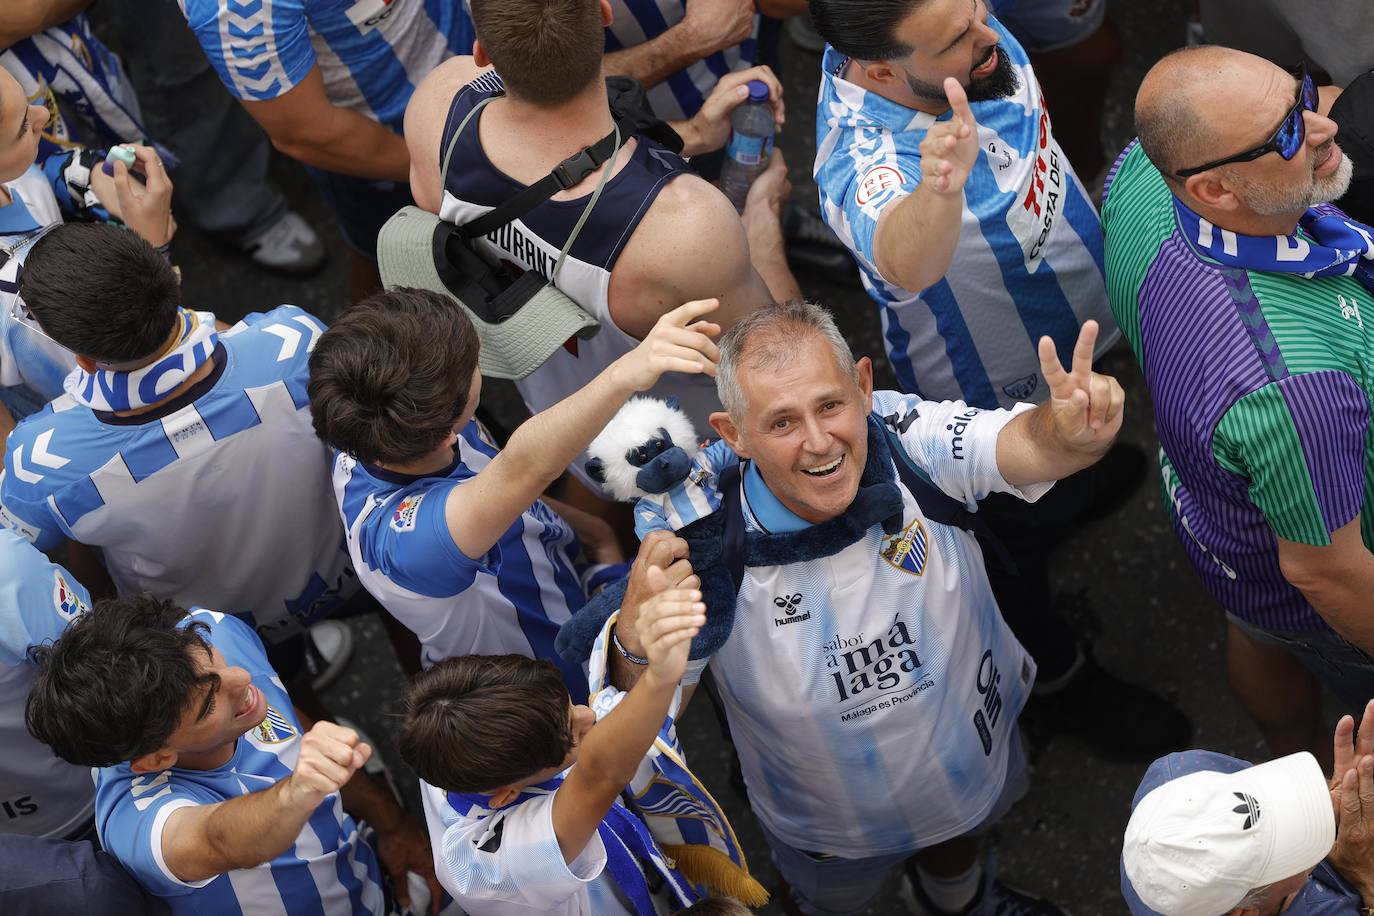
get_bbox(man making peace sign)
[609,301,1124,915]
[808,0,1189,763]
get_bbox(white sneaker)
[241,210,327,275]
[305,620,354,691]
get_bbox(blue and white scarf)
[1174,198,1374,290]
[447,777,696,915]
[63,308,218,412]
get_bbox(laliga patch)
[251,704,298,745]
[880,517,929,576]
[855,164,906,207]
[52,570,87,620]
[390,492,425,533]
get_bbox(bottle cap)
[747,80,770,102]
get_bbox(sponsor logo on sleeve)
[855,164,907,207]
[390,492,425,533]
[1003,100,1068,274]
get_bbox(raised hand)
[919,78,981,196]
[1037,320,1123,454]
[280,721,371,812]
[681,0,756,56]
[616,531,698,658]
[634,563,706,689]
[90,144,176,247]
[616,298,721,391]
[1328,754,1374,902]
[1333,699,1374,793]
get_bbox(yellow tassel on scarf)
[662,843,770,907]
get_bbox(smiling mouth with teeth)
[802,455,845,477]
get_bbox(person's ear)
[859,60,905,89]
[599,0,614,28]
[75,354,98,372]
[855,356,874,404]
[487,785,521,808]
[1183,172,1238,211]
[131,748,177,774]
[709,411,749,459]
[472,40,490,69]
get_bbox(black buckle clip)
[551,145,607,190]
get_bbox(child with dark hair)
[399,562,713,915]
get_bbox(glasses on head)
[1174,64,1318,178]
[4,223,63,349]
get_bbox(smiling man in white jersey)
[809,0,1189,761]
[611,300,1124,915]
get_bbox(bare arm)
[444,301,721,561]
[1277,518,1374,655]
[602,0,755,91]
[160,722,369,882]
[404,56,491,213]
[741,151,802,303]
[240,65,409,182]
[0,0,92,46]
[552,566,703,863]
[872,78,980,293]
[996,322,1122,486]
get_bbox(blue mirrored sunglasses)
[1175,65,1318,178]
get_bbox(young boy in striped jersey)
[398,563,707,915]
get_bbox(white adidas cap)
[1122,751,1335,916]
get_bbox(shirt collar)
[742,459,813,534]
[0,183,43,236]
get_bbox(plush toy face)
[584,397,701,501]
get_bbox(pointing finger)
[944,77,975,128]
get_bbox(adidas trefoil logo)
[772,592,810,628]
[1232,792,1261,830]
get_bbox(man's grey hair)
[1234,882,1278,910]
[716,299,857,418]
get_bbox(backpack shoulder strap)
[881,424,1018,575]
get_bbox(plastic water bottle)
[719,80,775,212]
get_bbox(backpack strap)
[880,425,1018,576]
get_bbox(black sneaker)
[1028,652,1191,762]
[901,861,1070,916]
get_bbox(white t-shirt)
[637,391,1045,857]
[419,781,676,916]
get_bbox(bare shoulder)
[611,174,752,338]
[405,57,492,210]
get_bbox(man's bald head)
[1134,46,1246,180]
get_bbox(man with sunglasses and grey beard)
[1104,45,1373,769]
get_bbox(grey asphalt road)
[162,2,1331,912]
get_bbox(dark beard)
[903,45,1021,105]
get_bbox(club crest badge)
[390,492,424,533]
[52,570,87,620]
[880,517,929,576]
[252,705,298,745]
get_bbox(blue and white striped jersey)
[0,529,94,839]
[0,165,78,408]
[1,15,149,166]
[96,609,384,915]
[419,780,677,915]
[603,1,758,121]
[814,18,1117,409]
[636,391,1044,856]
[0,306,356,645]
[180,0,474,132]
[333,419,591,700]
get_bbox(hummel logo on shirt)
[772,592,810,627]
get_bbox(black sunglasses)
[1174,65,1318,178]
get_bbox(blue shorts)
[992,0,1107,52]
[1227,613,1374,715]
[303,166,415,261]
[765,732,1031,916]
